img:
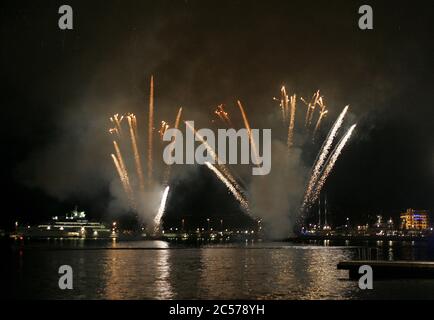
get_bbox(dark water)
[7,239,434,299]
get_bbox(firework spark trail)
[153,186,170,231]
[127,115,145,193]
[237,100,261,171]
[287,94,297,149]
[109,127,119,136]
[111,153,129,195]
[111,114,124,136]
[317,96,325,111]
[312,109,328,139]
[185,121,222,167]
[158,121,170,140]
[174,107,183,129]
[111,153,135,208]
[214,110,226,124]
[280,87,286,122]
[310,124,357,203]
[204,162,250,214]
[281,86,291,122]
[163,107,183,186]
[214,105,232,126]
[147,75,154,185]
[219,105,232,126]
[184,121,242,193]
[113,140,131,187]
[302,105,349,208]
[301,97,311,127]
[131,114,138,136]
[308,90,320,126]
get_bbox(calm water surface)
[8,240,434,299]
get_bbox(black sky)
[1,0,433,229]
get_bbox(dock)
[337,260,434,279]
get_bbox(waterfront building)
[400,208,430,231]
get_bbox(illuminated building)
[400,208,430,230]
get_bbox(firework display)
[108,77,356,234]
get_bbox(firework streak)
[159,121,170,140]
[302,105,349,208]
[310,124,357,203]
[163,107,183,186]
[148,75,154,184]
[113,141,130,187]
[312,109,328,139]
[237,100,261,171]
[312,96,327,139]
[280,86,288,122]
[184,121,243,194]
[110,152,134,208]
[308,90,320,126]
[205,162,250,214]
[287,94,296,149]
[153,186,170,231]
[127,115,145,192]
[111,154,129,196]
[110,114,124,136]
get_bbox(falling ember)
[127,115,145,193]
[302,105,349,209]
[237,100,261,170]
[310,124,357,203]
[287,94,297,149]
[204,162,250,214]
[147,75,154,185]
[153,186,170,231]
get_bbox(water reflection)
[9,240,434,299]
[102,241,173,299]
[196,246,356,299]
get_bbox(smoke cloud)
[249,141,307,239]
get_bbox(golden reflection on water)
[197,245,354,299]
[101,242,356,299]
[12,240,434,299]
[103,241,173,299]
[154,249,173,299]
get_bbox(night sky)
[1,0,433,230]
